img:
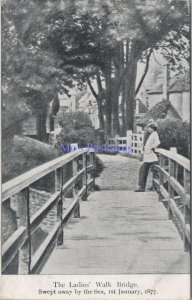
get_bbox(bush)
[175,121,190,158]
[2,135,59,183]
[157,118,190,158]
[157,118,178,149]
[57,112,95,149]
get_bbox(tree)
[1,0,73,142]
[57,112,95,148]
[2,0,189,142]
[78,0,190,133]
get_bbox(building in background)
[134,98,148,132]
[137,54,190,122]
[77,89,99,129]
[136,98,182,133]
[55,85,99,130]
[142,71,190,122]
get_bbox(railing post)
[55,168,61,192]
[114,134,119,147]
[86,151,94,192]
[126,130,132,153]
[18,188,31,274]
[90,151,95,189]
[74,197,81,218]
[55,168,63,246]
[2,199,18,274]
[73,158,81,217]
[168,159,175,220]
[175,162,179,182]
[158,154,165,202]
[83,152,88,199]
[184,169,190,252]
[72,158,78,197]
[105,134,109,146]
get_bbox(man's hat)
[147,121,158,129]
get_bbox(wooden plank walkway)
[41,155,189,274]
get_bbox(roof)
[136,99,181,127]
[169,75,190,92]
[147,72,190,95]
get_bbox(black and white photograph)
[1,0,191,299]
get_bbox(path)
[41,154,189,274]
[96,154,141,190]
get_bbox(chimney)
[163,64,170,100]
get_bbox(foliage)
[2,0,190,140]
[136,99,190,158]
[157,118,179,149]
[1,0,73,141]
[175,121,190,158]
[2,94,30,136]
[136,99,175,127]
[22,0,190,134]
[1,0,190,185]
[155,27,190,73]
[157,118,190,158]
[2,136,59,183]
[84,0,189,132]
[56,112,95,148]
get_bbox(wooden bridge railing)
[2,148,95,274]
[153,149,190,252]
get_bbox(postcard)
[1,0,191,299]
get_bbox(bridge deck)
[41,155,189,274]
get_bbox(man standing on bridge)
[135,121,160,192]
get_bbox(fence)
[153,149,190,252]
[107,130,144,154]
[2,149,95,274]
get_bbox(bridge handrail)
[153,148,190,252]
[2,148,95,274]
[2,148,94,202]
[155,148,190,171]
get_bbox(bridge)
[2,148,190,274]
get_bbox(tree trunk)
[111,42,124,136]
[49,113,54,132]
[125,58,138,131]
[103,56,112,136]
[120,41,126,136]
[105,78,112,135]
[121,83,126,136]
[96,73,105,130]
[86,75,105,130]
[36,109,47,142]
[121,41,140,132]
[111,88,120,135]
[135,48,153,96]
[97,95,105,129]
